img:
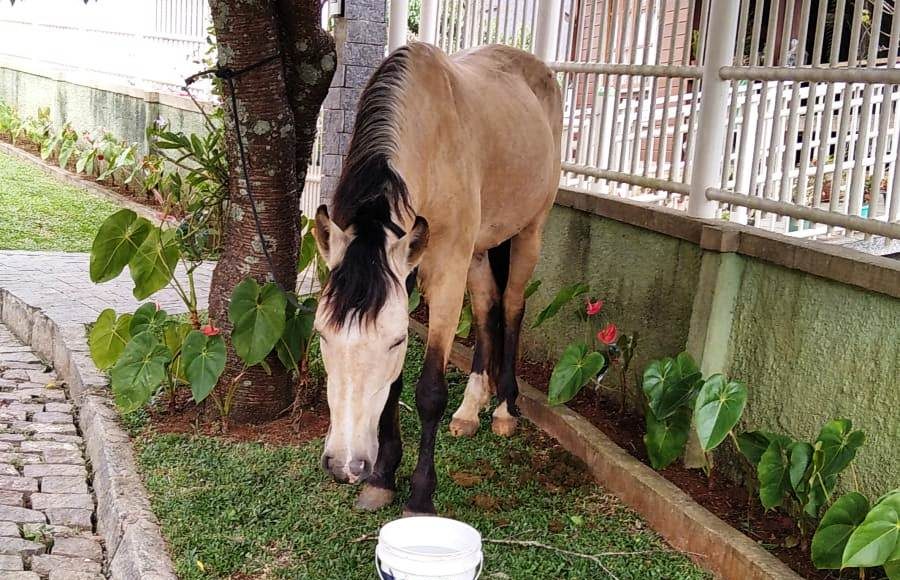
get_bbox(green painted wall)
[727,257,900,497]
[521,204,703,400]
[0,67,209,153]
[521,203,898,497]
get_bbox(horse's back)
[396,43,562,250]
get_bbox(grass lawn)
[131,337,711,579]
[0,150,118,251]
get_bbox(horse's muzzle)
[322,455,371,484]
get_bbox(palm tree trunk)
[207,0,335,424]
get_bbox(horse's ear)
[313,204,351,268]
[406,216,429,268]
[392,216,428,275]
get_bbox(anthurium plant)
[640,352,748,471]
[87,208,320,428]
[531,282,637,407]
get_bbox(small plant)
[641,352,748,472]
[87,208,319,428]
[40,123,79,169]
[812,489,900,577]
[0,101,23,140]
[531,282,636,407]
[737,419,865,537]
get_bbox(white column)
[687,0,741,218]
[389,0,410,51]
[534,0,562,62]
[420,0,439,44]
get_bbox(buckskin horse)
[313,41,562,515]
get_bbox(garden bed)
[128,337,712,579]
[409,306,828,579]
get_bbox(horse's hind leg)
[449,252,501,437]
[355,375,403,511]
[493,226,543,437]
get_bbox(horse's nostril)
[348,459,368,478]
[322,454,332,471]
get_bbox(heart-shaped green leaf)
[524,279,542,299]
[276,298,316,372]
[644,407,691,470]
[815,419,866,480]
[842,492,900,568]
[129,227,180,300]
[456,302,473,338]
[181,330,227,403]
[811,492,869,569]
[88,309,132,370]
[109,332,172,413]
[297,226,318,273]
[547,343,606,406]
[163,322,193,381]
[531,282,589,328]
[693,374,747,451]
[229,279,287,366]
[90,209,152,283]
[407,286,421,313]
[789,441,814,492]
[885,559,900,580]
[130,303,168,336]
[642,352,703,420]
[758,437,793,510]
[737,431,779,466]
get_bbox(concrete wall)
[521,193,900,498]
[727,258,900,496]
[0,62,210,153]
[522,204,703,390]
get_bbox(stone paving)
[0,251,213,327]
[0,251,216,579]
[0,324,103,579]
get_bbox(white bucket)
[375,517,483,580]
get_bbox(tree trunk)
[207,0,335,424]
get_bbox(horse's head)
[313,204,429,484]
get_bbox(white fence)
[409,0,900,242]
[0,0,210,92]
[0,0,324,214]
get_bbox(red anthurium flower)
[597,323,618,345]
[585,299,604,317]
[201,324,220,337]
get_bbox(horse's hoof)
[492,416,518,437]
[355,485,395,512]
[449,417,479,437]
[402,507,436,518]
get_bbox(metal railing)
[402,0,900,242]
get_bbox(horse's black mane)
[325,47,412,328]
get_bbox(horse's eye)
[389,337,405,350]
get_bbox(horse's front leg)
[405,263,468,516]
[356,375,403,511]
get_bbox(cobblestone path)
[0,324,104,580]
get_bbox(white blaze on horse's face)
[313,205,428,485]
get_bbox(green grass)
[0,150,118,251]
[134,337,711,579]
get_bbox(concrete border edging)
[0,288,178,580]
[410,319,802,580]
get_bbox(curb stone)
[410,319,802,580]
[0,288,178,580]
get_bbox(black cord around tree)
[184,53,303,306]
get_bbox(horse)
[313,41,562,515]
